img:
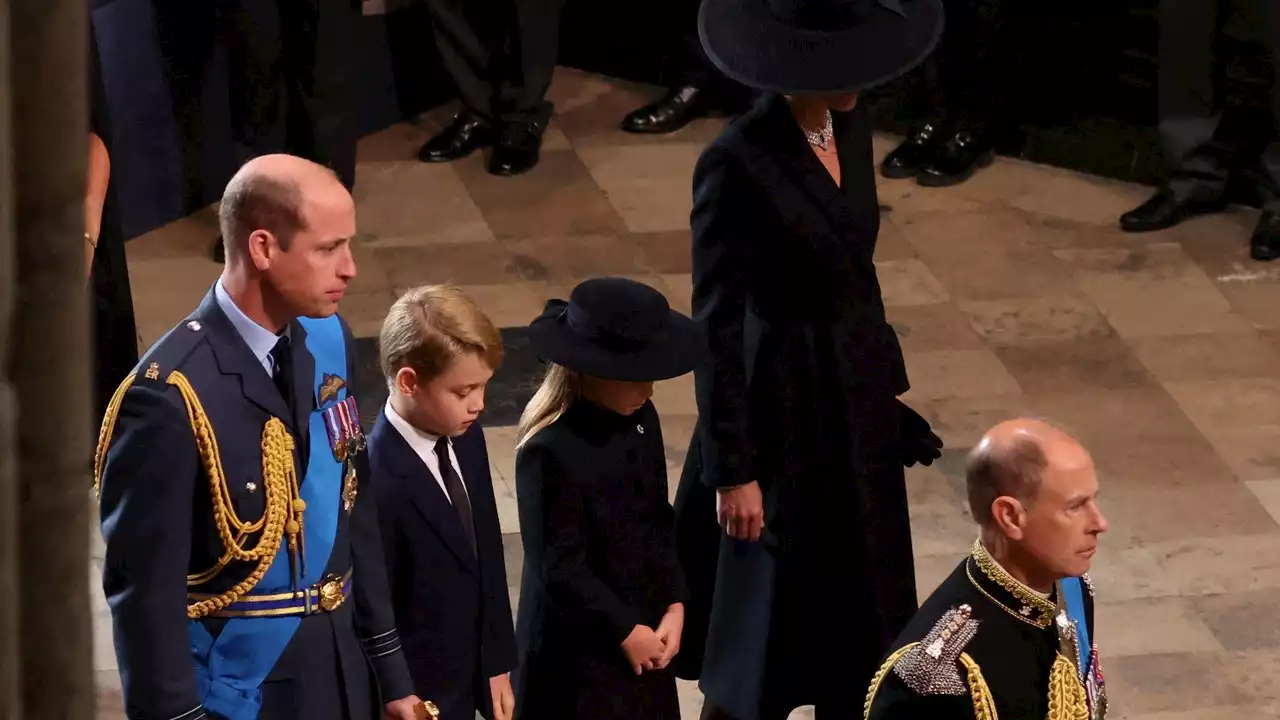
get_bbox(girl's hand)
[654,603,684,669]
[621,624,665,675]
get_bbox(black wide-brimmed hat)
[699,0,943,94]
[527,277,703,382]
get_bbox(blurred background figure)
[879,0,1021,187]
[1119,0,1280,261]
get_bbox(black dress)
[89,26,139,423]
[673,93,920,718]
[513,399,687,720]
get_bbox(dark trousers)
[153,0,359,198]
[424,0,565,125]
[701,701,830,720]
[663,0,751,107]
[911,0,1020,139]
[1159,0,1280,211]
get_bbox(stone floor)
[94,67,1280,719]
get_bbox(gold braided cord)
[94,372,138,499]
[1047,653,1090,720]
[959,653,999,720]
[862,643,918,720]
[90,366,303,619]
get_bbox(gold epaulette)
[864,605,999,720]
[93,365,304,621]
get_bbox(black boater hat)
[527,277,703,382]
[698,0,944,94]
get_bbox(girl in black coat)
[511,278,703,720]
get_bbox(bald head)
[965,418,1091,526]
[218,154,346,259]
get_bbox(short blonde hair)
[379,285,503,381]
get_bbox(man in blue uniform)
[864,419,1110,720]
[95,154,427,720]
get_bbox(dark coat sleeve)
[866,671,975,719]
[690,148,756,490]
[98,382,207,720]
[345,323,415,703]
[649,416,688,607]
[472,428,518,679]
[517,443,641,645]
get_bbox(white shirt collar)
[384,398,446,456]
[214,280,284,374]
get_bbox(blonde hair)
[378,285,503,382]
[516,363,581,448]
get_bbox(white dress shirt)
[383,399,470,504]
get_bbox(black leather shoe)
[1119,188,1227,233]
[418,111,494,163]
[488,120,544,176]
[621,86,707,134]
[1252,212,1280,261]
[881,122,941,180]
[916,130,994,187]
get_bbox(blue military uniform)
[863,540,1107,720]
[96,286,415,720]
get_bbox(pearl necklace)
[802,110,834,150]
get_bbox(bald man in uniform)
[96,155,427,720]
[864,419,1110,720]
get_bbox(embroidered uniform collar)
[966,539,1059,629]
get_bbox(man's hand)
[621,624,665,675]
[897,400,943,468]
[716,480,764,541]
[383,695,424,720]
[654,603,684,669]
[489,673,515,720]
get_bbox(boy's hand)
[655,603,684,669]
[489,673,514,720]
[621,624,665,675]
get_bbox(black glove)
[897,400,942,468]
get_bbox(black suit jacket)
[370,413,517,720]
[97,288,413,720]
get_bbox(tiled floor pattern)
[94,68,1280,719]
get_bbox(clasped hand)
[621,604,684,675]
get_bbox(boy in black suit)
[370,285,517,720]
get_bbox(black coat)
[865,556,1102,720]
[97,289,413,720]
[370,415,517,720]
[513,400,687,720]
[674,93,919,717]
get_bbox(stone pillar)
[0,0,18,716]
[8,1,93,718]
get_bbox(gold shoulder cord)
[1047,654,1090,720]
[94,371,305,620]
[863,642,999,720]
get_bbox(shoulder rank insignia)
[893,604,980,696]
[318,373,346,405]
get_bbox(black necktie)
[270,334,294,411]
[435,437,476,554]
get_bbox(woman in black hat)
[672,1,945,718]
[511,277,702,719]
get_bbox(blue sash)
[188,316,349,720]
[1062,576,1091,678]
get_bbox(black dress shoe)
[1252,212,1280,261]
[621,85,707,134]
[881,122,941,180]
[418,111,494,163]
[916,130,994,187]
[1119,188,1226,233]
[488,120,544,176]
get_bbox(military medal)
[323,396,366,463]
[342,460,359,514]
